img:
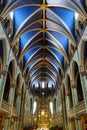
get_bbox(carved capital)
[10,83,16,88]
[67,117,72,122]
[10,44,14,49]
[0,70,7,75]
[14,116,18,121]
[17,62,20,66]
[71,84,76,88]
[79,65,87,76]
[66,91,70,96]
[80,70,87,76]
[0,16,3,22]
[17,92,21,96]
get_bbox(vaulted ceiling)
[0,0,86,96]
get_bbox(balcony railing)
[68,107,74,118]
[68,100,85,118]
[1,99,11,114]
[1,100,17,117]
[12,107,17,116]
[76,100,85,114]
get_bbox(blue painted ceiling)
[1,0,86,96]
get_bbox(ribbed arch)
[21,47,41,66]
[19,31,42,52]
[22,48,64,76]
[26,61,59,81]
[30,67,57,82]
[27,67,57,86]
[12,18,74,45]
[47,1,86,19]
[1,0,86,19]
[28,57,59,76]
[18,38,69,65]
[30,65,57,81]
[1,0,86,96]
[22,52,43,75]
[14,8,42,36]
[47,8,75,40]
[1,0,41,18]
[31,72,55,85]
[31,70,56,84]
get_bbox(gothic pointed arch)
[14,73,21,106]
[72,61,84,103]
[66,74,73,108]
[0,39,6,69]
[3,59,15,102]
[81,41,87,72]
[3,71,10,102]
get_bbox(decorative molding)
[66,91,70,96]
[71,84,77,88]
[0,17,3,22]
[0,70,7,75]
[80,70,87,76]
[10,83,16,88]
[1,100,11,114]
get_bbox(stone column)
[67,118,73,130]
[0,21,11,109]
[61,89,67,130]
[77,118,82,130]
[80,72,87,113]
[0,69,8,109]
[10,117,15,130]
[19,98,24,130]
[19,93,26,130]
[62,99,67,130]
[0,41,10,108]
[66,87,71,114]
[71,85,82,130]
[14,118,19,130]
[14,93,22,130]
[8,83,16,106]
[0,116,4,130]
[66,91,73,130]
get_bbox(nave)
[0,0,87,130]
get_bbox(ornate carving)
[41,4,47,10]
[0,70,7,75]
[10,83,16,88]
[66,90,70,96]
[71,84,76,88]
[80,70,87,76]
[0,16,3,22]
[79,65,87,76]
